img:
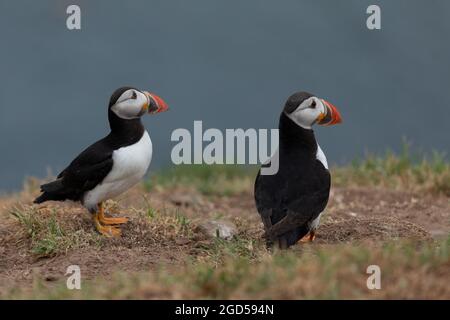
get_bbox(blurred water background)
[0,0,449,191]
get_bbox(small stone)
[196,220,237,240]
[170,194,203,207]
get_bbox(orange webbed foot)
[99,215,128,225]
[300,231,316,243]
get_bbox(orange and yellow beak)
[143,91,169,114]
[317,99,342,126]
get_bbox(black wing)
[254,159,331,245]
[254,170,276,229]
[265,183,330,239]
[34,139,114,204]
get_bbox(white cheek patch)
[136,91,148,110]
[318,99,328,117]
[111,91,147,119]
[116,90,134,103]
[111,101,141,119]
[285,97,321,129]
[286,110,311,129]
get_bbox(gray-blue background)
[0,0,449,191]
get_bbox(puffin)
[34,86,168,237]
[254,91,342,249]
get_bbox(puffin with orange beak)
[254,91,342,249]
[34,86,168,237]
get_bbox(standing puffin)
[34,87,168,237]
[254,91,342,249]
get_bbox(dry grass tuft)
[8,204,101,257]
[333,147,450,196]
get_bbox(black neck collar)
[107,110,144,143]
[279,112,317,155]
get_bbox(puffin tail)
[33,193,51,204]
[33,179,66,204]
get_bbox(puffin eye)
[310,100,316,108]
[131,91,137,100]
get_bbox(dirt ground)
[0,184,449,297]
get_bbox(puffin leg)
[93,210,121,237]
[97,202,128,225]
[278,237,288,249]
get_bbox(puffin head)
[108,86,168,120]
[283,91,342,129]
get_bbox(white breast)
[309,144,328,231]
[316,144,328,169]
[83,131,152,211]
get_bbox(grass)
[9,205,101,257]
[1,145,448,299]
[144,164,257,196]
[7,199,198,261]
[145,144,449,196]
[3,237,449,299]
[333,145,449,195]
[135,204,195,241]
[197,233,265,268]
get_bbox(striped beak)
[144,92,169,114]
[317,99,342,126]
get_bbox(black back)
[34,87,145,205]
[254,104,331,248]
